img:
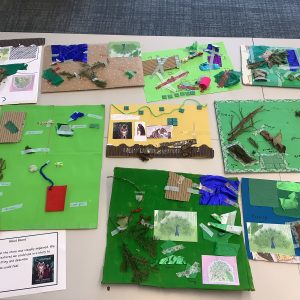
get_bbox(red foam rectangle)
[45,185,67,212]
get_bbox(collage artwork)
[0,36,300,296]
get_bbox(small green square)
[167,118,173,126]
[138,110,144,115]
[180,92,185,96]
[167,94,173,99]
[159,107,164,112]
[197,105,203,110]
[174,93,179,97]
[124,106,129,111]
[179,108,184,113]
[173,119,178,126]
[162,95,167,100]
[190,91,196,95]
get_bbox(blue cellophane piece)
[199,175,239,206]
[51,44,88,63]
[287,49,300,71]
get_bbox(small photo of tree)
[0,47,10,62]
[247,222,295,256]
[154,210,198,242]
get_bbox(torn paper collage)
[102,167,253,291]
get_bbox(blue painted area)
[51,44,88,63]
[287,49,300,71]
[241,178,300,259]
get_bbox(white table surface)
[1,32,300,300]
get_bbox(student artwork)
[142,42,241,103]
[0,104,105,230]
[242,178,300,263]
[241,45,300,88]
[0,38,45,105]
[215,99,300,173]
[41,41,144,93]
[102,167,254,291]
[106,100,214,160]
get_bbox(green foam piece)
[42,68,64,86]
[138,110,144,115]
[159,107,164,112]
[4,121,19,133]
[0,63,28,77]
[0,105,105,230]
[124,106,129,110]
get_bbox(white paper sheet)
[0,230,66,298]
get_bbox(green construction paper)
[0,63,28,76]
[43,68,64,86]
[215,242,240,256]
[215,99,300,173]
[277,181,300,192]
[273,189,300,218]
[279,192,298,210]
[102,167,254,291]
[0,105,105,230]
[142,42,241,103]
[249,178,279,207]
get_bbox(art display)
[102,167,254,291]
[242,178,300,263]
[41,41,144,93]
[142,42,241,103]
[0,104,105,230]
[0,38,45,105]
[106,100,214,159]
[215,99,300,173]
[241,45,300,88]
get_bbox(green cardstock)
[0,105,105,230]
[101,167,254,291]
[215,99,300,173]
[142,42,241,103]
[249,178,279,208]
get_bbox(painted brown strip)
[143,56,178,75]
[0,38,45,47]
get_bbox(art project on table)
[142,42,241,103]
[241,45,300,88]
[41,41,144,93]
[102,167,254,291]
[242,178,300,263]
[215,99,300,173]
[0,38,45,105]
[106,100,214,160]
[0,104,105,230]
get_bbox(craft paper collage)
[215,99,300,173]
[0,104,105,230]
[102,167,254,291]
[241,45,300,88]
[0,38,45,105]
[106,100,214,159]
[242,178,300,263]
[142,42,241,103]
[41,41,144,93]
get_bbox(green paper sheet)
[102,167,254,291]
[215,99,300,173]
[249,178,279,207]
[0,105,105,230]
[142,42,241,103]
[215,242,240,256]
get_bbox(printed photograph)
[0,47,10,62]
[146,125,173,139]
[112,122,133,139]
[134,122,147,142]
[32,255,55,285]
[10,74,35,92]
[247,222,295,256]
[154,210,197,242]
[202,255,239,285]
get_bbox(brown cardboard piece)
[165,172,193,202]
[0,111,26,143]
[41,44,144,93]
